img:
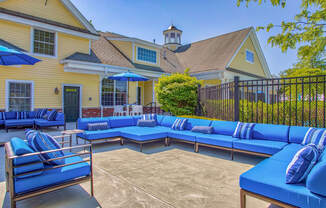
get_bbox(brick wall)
[82,107,114,118]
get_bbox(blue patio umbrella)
[0,45,41,66]
[108,72,149,106]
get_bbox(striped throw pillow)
[302,128,326,151]
[232,122,256,139]
[2,112,5,120]
[47,111,57,121]
[142,114,157,121]
[88,122,109,131]
[32,132,64,165]
[286,144,320,184]
[171,118,188,131]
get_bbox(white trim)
[135,46,158,65]
[60,0,98,35]
[30,27,58,58]
[245,49,254,64]
[0,12,99,40]
[62,84,82,118]
[191,70,224,80]
[105,37,162,49]
[5,79,34,112]
[225,28,272,78]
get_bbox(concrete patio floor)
[0,124,273,208]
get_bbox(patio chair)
[113,105,127,116]
[130,105,143,116]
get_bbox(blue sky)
[71,0,301,75]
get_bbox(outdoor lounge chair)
[4,134,93,208]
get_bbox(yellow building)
[0,0,271,120]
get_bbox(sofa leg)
[10,199,16,208]
[240,189,246,208]
[6,127,8,133]
[195,143,199,153]
[120,138,124,145]
[231,151,234,160]
[164,137,168,146]
[140,143,143,152]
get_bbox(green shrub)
[155,69,201,116]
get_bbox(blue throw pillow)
[137,119,156,127]
[2,112,5,120]
[191,126,213,134]
[141,114,157,121]
[28,111,37,119]
[302,127,326,151]
[10,137,44,179]
[32,132,65,165]
[306,158,326,196]
[36,109,47,118]
[232,122,256,139]
[286,144,320,184]
[47,110,57,121]
[171,118,188,131]
[25,129,38,151]
[88,122,109,131]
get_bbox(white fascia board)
[60,0,98,35]
[191,70,224,80]
[105,37,162,49]
[0,13,99,40]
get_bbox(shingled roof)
[175,27,251,73]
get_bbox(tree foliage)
[237,0,326,70]
[155,69,201,116]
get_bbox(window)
[7,81,33,111]
[165,34,169,43]
[33,29,55,56]
[246,50,254,63]
[170,32,175,43]
[177,34,181,43]
[137,47,157,64]
[101,79,127,106]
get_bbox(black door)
[137,87,141,105]
[64,86,80,122]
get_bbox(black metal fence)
[199,75,326,128]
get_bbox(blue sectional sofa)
[1,110,66,132]
[77,115,326,208]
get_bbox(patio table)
[61,129,84,150]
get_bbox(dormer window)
[246,50,254,63]
[33,29,56,56]
[137,47,157,64]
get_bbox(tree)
[237,0,326,70]
[155,69,202,116]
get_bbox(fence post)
[196,84,202,116]
[234,76,240,121]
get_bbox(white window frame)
[101,79,129,107]
[30,27,58,58]
[5,80,34,112]
[245,49,254,64]
[136,46,157,64]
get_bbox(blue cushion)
[34,119,65,127]
[10,137,44,179]
[0,120,4,125]
[25,129,38,151]
[191,126,213,134]
[87,122,109,131]
[196,134,236,148]
[233,139,287,155]
[28,111,37,119]
[5,119,34,127]
[132,116,141,125]
[302,128,326,151]
[210,120,238,136]
[240,158,326,208]
[141,114,157,121]
[137,120,156,127]
[120,126,167,141]
[160,116,177,127]
[0,112,2,120]
[271,144,304,163]
[77,118,109,130]
[14,152,90,194]
[185,118,212,131]
[171,118,188,130]
[16,112,28,120]
[32,132,64,165]
[168,130,198,142]
[156,115,165,125]
[55,112,65,121]
[307,159,326,196]
[109,117,135,128]
[78,129,121,140]
[286,144,320,184]
[252,124,290,142]
[232,122,255,139]
[289,126,311,144]
[36,109,47,118]
[47,110,57,121]
[4,112,17,120]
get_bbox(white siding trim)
[62,84,83,118]
[30,27,58,58]
[5,79,34,111]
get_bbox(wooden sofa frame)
[5,135,94,208]
[240,189,297,208]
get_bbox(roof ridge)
[187,27,252,46]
